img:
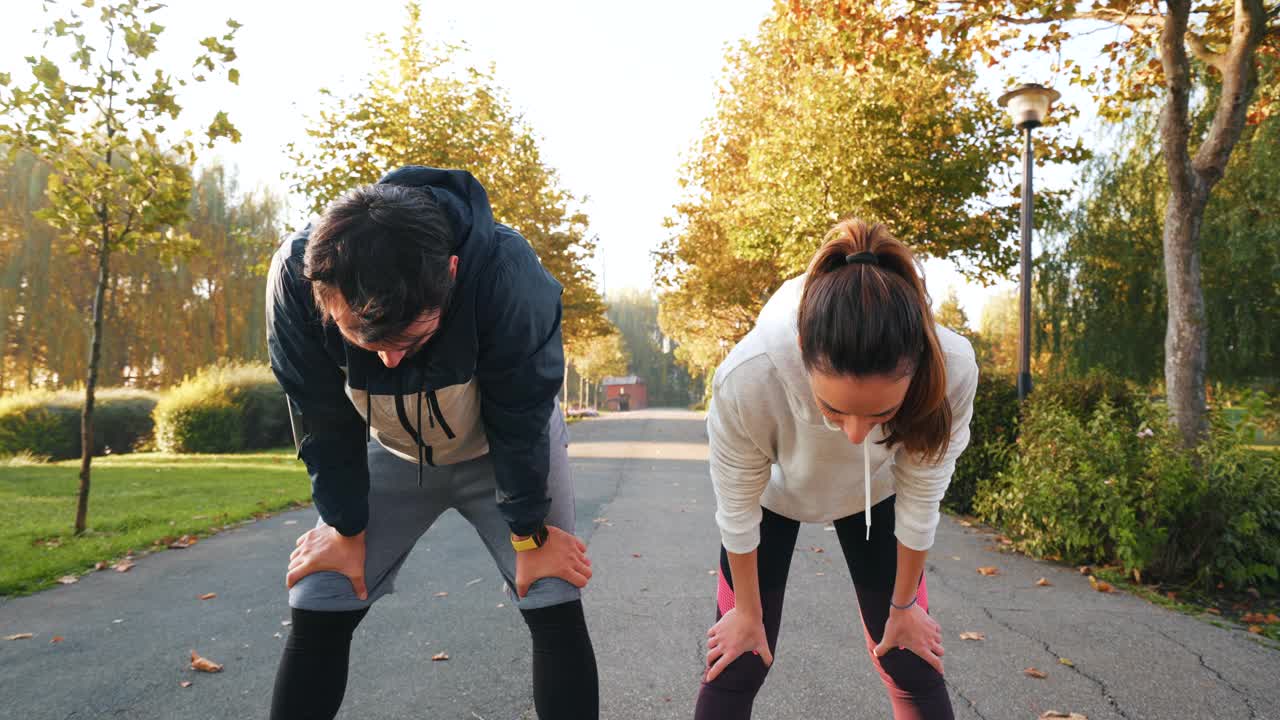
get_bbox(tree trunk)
[1162,190,1210,447]
[75,245,111,535]
[1156,0,1265,448]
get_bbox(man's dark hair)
[303,184,454,347]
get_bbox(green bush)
[1031,369,1140,427]
[0,388,159,460]
[975,396,1280,591]
[946,372,1019,514]
[153,362,289,453]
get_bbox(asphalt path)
[2,408,1277,719]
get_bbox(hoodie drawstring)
[864,435,872,541]
[365,391,371,443]
[416,388,424,488]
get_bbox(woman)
[695,219,978,719]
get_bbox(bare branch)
[993,9,1166,32]
[1193,0,1270,187]
[1185,32,1227,71]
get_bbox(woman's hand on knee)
[705,607,773,683]
[874,604,945,675]
[514,526,593,598]
[287,526,369,601]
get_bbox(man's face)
[329,303,441,369]
[325,254,459,369]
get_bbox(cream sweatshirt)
[707,277,979,554]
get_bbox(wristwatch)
[510,524,550,552]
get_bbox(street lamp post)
[997,82,1059,401]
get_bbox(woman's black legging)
[694,496,954,719]
[269,599,598,719]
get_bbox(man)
[265,166,598,719]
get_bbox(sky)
[1,0,1108,329]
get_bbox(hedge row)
[0,362,290,458]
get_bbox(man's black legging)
[269,599,598,719]
[694,497,954,719]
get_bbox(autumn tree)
[285,1,610,357]
[907,0,1280,445]
[573,330,629,407]
[0,0,241,532]
[655,0,1083,384]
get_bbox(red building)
[602,375,647,411]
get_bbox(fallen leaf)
[5,633,33,640]
[1078,565,1092,575]
[1024,667,1048,679]
[593,517,608,523]
[809,546,825,553]
[50,636,64,644]
[198,593,217,601]
[959,520,973,527]
[168,535,197,549]
[56,575,78,585]
[1059,657,1074,667]
[434,592,448,598]
[431,651,449,661]
[959,631,985,641]
[1248,625,1263,635]
[977,566,1000,576]
[1087,576,1114,593]
[496,603,505,608]
[113,560,135,573]
[465,578,482,587]
[707,570,716,575]
[997,535,1013,545]
[1036,577,1053,587]
[951,555,962,561]
[1132,568,1142,584]
[1040,713,1088,719]
[179,681,193,688]
[1165,591,1179,600]
[189,649,223,673]
[94,561,108,571]
[1206,607,1222,615]
[815,572,825,576]
[283,520,297,525]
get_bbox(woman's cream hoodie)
[708,277,979,554]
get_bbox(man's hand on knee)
[287,526,369,601]
[514,526,592,598]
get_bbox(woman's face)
[808,369,911,445]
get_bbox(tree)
[284,1,609,357]
[912,0,1280,445]
[0,0,240,533]
[655,0,1083,385]
[934,287,971,333]
[607,289,703,407]
[574,330,629,404]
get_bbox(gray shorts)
[288,407,579,612]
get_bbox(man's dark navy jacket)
[266,166,564,538]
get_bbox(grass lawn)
[0,448,311,597]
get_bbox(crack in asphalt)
[981,606,1133,720]
[1139,621,1260,720]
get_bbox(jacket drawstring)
[864,435,872,541]
[365,391,371,443]
[417,386,427,486]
